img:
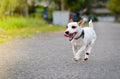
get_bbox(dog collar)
[74,30,84,40]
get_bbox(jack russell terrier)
[64,19,96,61]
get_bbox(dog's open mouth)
[64,32,77,41]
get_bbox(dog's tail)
[89,20,94,29]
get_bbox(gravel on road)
[0,22,120,79]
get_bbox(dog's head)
[64,19,84,41]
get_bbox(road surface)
[0,22,120,79]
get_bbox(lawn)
[0,17,65,43]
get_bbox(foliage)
[107,0,120,14]
[53,0,90,12]
[0,0,33,17]
[107,0,120,21]
[0,17,65,43]
[65,0,85,11]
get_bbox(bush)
[0,17,65,43]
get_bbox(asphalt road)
[0,22,120,79]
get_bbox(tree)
[107,0,120,21]
[53,0,91,12]
[0,0,29,17]
[65,0,85,12]
[16,0,29,17]
[0,0,10,17]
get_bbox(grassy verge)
[0,17,65,43]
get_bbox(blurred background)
[0,0,119,43]
[0,0,120,23]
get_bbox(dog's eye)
[72,26,76,29]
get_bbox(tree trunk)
[22,5,29,17]
[115,14,120,22]
[61,0,65,11]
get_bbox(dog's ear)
[78,20,84,26]
[69,19,73,23]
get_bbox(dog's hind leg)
[84,44,92,61]
[84,40,95,61]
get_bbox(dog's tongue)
[64,33,74,41]
[64,33,68,37]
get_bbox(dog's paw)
[73,58,79,62]
[84,58,88,61]
[73,56,80,62]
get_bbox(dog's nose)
[65,31,69,34]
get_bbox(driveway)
[0,22,120,79]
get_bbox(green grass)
[0,17,65,43]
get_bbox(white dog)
[64,19,96,61]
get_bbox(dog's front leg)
[72,42,77,56]
[74,44,86,61]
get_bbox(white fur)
[65,20,96,61]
